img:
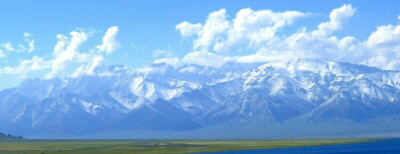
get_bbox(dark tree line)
[0,132,23,139]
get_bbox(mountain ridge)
[1,59,400,138]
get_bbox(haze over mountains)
[1,59,400,139]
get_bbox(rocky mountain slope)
[1,59,400,138]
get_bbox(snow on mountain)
[1,59,400,138]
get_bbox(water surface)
[204,139,400,154]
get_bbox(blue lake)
[203,138,400,154]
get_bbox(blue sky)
[0,0,400,90]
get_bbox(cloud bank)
[175,4,400,70]
[2,4,400,80]
[0,26,120,78]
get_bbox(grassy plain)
[0,139,373,154]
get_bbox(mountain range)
[1,59,400,139]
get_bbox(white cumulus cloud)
[97,26,119,54]
[214,8,309,52]
[0,56,50,77]
[153,57,180,67]
[24,32,35,53]
[1,42,14,52]
[152,49,180,67]
[176,8,309,53]
[0,26,120,78]
[362,22,400,70]
[176,21,202,37]
[47,30,89,78]
[177,4,367,68]
[312,4,355,36]
[178,9,230,51]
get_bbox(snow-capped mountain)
[1,59,400,138]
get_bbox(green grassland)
[0,139,373,154]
